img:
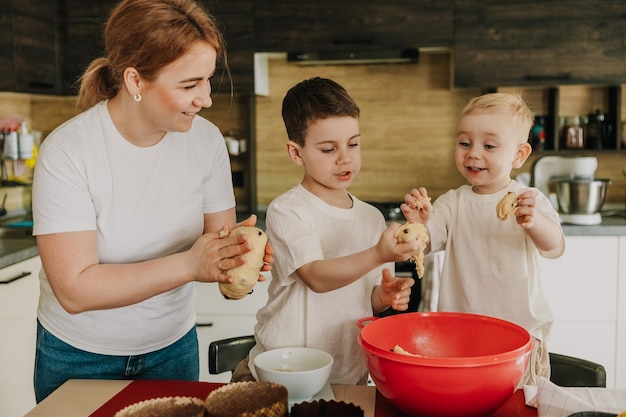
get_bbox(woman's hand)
[234,214,273,273]
[191,215,273,284]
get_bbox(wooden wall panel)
[255,52,480,206]
[255,53,626,207]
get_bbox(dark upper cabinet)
[0,0,62,94]
[0,2,16,92]
[60,0,115,95]
[203,0,253,15]
[60,0,254,95]
[208,2,255,95]
[453,0,626,88]
[254,0,454,52]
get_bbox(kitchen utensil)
[253,347,333,402]
[531,156,597,198]
[562,116,585,149]
[585,109,614,150]
[357,312,532,417]
[549,177,611,214]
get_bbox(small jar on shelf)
[561,116,585,150]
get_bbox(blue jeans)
[34,320,199,403]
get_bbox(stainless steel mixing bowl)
[549,177,611,214]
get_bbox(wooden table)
[23,379,536,417]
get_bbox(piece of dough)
[218,226,268,300]
[411,194,431,209]
[394,222,429,278]
[392,344,424,357]
[496,192,519,220]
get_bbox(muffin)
[204,381,288,417]
[290,400,364,417]
[113,396,207,417]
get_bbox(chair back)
[208,335,256,374]
[549,352,607,387]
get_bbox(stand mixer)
[530,155,602,225]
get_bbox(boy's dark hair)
[281,77,360,146]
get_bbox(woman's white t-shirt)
[32,101,235,355]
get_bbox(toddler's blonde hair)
[461,93,534,145]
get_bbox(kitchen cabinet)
[454,1,625,152]
[61,0,255,95]
[60,0,115,95]
[0,0,62,94]
[194,272,270,382]
[0,2,15,93]
[425,236,625,388]
[539,236,623,389]
[618,236,626,389]
[254,0,453,53]
[203,0,255,94]
[453,0,626,89]
[0,255,41,417]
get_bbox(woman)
[31,0,270,402]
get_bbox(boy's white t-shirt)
[32,101,235,355]
[427,180,564,341]
[249,184,393,385]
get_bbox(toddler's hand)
[514,190,537,229]
[400,187,432,223]
[380,268,414,311]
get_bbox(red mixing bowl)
[357,312,533,417]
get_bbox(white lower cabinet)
[426,236,625,389]
[194,272,270,383]
[196,315,258,383]
[0,256,41,417]
[539,236,622,388]
[617,236,626,389]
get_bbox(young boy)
[237,77,422,385]
[402,92,565,386]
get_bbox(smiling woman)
[30,0,271,405]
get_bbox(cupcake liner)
[291,399,364,417]
[205,381,288,417]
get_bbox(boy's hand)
[380,268,414,311]
[514,190,538,229]
[401,187,432,223]
[377,223,424,263]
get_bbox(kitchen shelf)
[528,85,623,152]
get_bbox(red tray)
[89,380,223,417]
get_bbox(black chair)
[549,352,607,388]
[208,335,256,375]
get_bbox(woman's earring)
[133,93,142,102]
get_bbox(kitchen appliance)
[550,177,611,215]
[287,48,419,65]
[530,155,605,225]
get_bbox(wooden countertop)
[23,379,536,417]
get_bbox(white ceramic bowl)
[253,347,333,402]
